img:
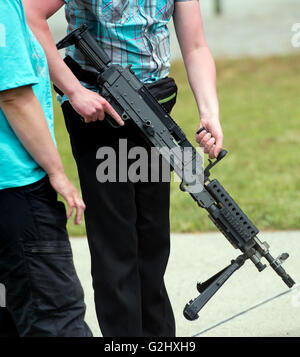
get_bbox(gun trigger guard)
[106,115,122,129]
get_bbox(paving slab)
[70,231,300,337]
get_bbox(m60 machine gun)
[56,25,296,321]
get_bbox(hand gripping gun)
[57,25,296,321]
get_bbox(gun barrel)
[264,252,295,288]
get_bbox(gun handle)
[217,149,227,161]
[196,127,227,161]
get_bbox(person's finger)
[209,144,217,159]
[196,127,208,143]
[214,135,224,158]
[199,132,212,147]
[104,102,124,126]
[204,137,216,154]
[95,105,106,121]
[97,112,105,121]
[66,199,75,220]
[74,198,85,225]
[84,113,98,123]
[83,102,104,122]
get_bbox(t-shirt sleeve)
[0,1,39,92]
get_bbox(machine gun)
[57,25,296,321]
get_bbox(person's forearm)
[23,3,123,125]
[183,46,219,118]
[173,1,223,158]
[24,11,82,99]
[0,86,64,176]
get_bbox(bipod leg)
[183,254,248,321]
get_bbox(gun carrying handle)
[196,127,227,161]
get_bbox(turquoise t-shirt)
[0,0,56,190]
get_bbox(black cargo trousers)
[0,177,92,337]
[60,77,178,337]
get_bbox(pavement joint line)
[192,283,300,337]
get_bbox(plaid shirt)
[64,0,192,84]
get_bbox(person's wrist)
[200,111,219,120]
[47,166,65,179]
[63,81,84,101]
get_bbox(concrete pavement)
[70,231,300,337]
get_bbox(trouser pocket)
[1,178,92,337]
[23,240,82,312]
[21,240,90,337]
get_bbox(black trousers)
[61,100,176,337]
[0,177,92,337]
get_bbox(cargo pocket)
[23,241,86,336]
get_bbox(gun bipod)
[183,253,250,321]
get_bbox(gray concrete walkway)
[70,231,300,337]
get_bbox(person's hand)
[48,171,86,225]
[68,85,124,126]
[196,114,223,159]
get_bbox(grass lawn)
[53,54,300,236]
